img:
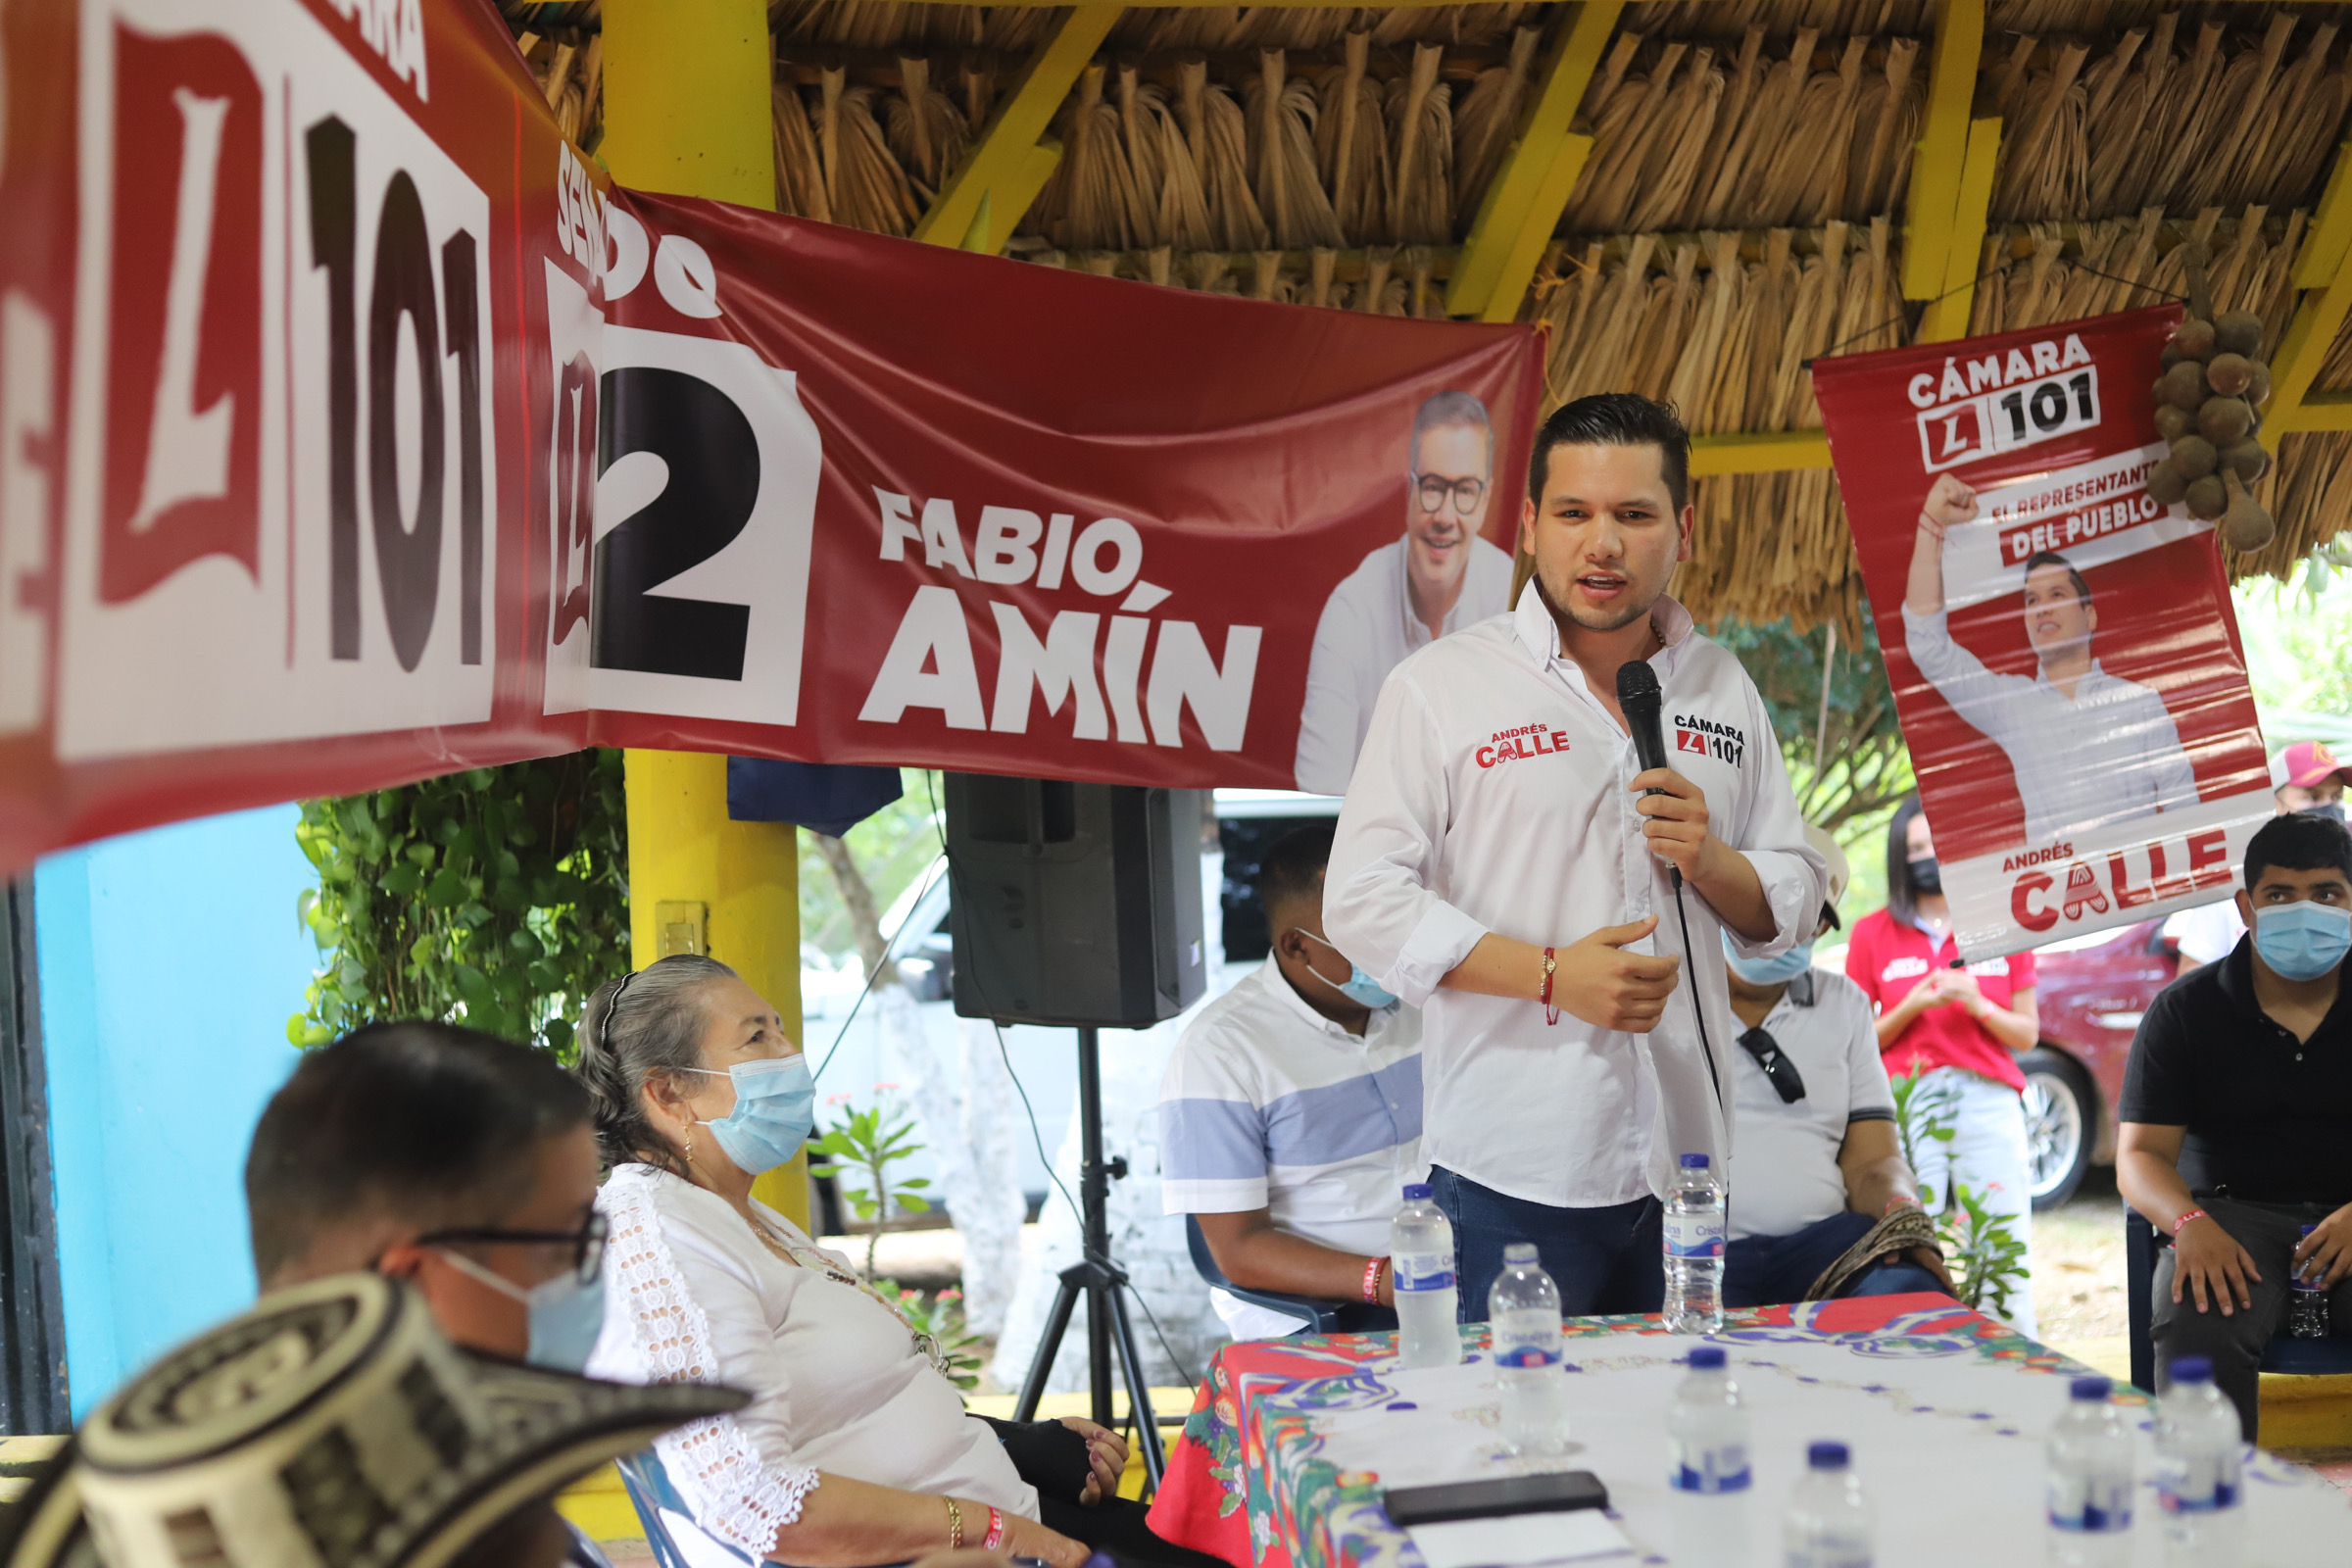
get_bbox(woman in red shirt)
[1844,795,2042,1335]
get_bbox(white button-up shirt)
[1294,535,1517,795]
[1902,606,2199,846]
[1158,956,1425,1339]
[1325,589,1824,1208]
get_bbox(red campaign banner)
[0,0,1542,876]
[1813,305,2271,959]
[576,189,1538,790]
[0,0,590,872]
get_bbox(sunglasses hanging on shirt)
[1736,1025,1807,1103]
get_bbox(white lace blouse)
[588,1162,1038,1555]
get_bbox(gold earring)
[684,1134,696,1163]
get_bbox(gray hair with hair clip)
[571,955,738,1175]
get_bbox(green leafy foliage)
[878,1282,985,1392]
[796,769,944,962]
[289,752,630,1057]
[1890,1067,2032,1317]
[810,1092,933,1280]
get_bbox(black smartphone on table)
[1382,1470,1610,1526]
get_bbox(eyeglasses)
[1413,473,1487,514]
[416,1211,609,1285]
[1737,1026,1807,1104]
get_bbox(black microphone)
[1616,661,1671,794]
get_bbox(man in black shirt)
[2119,810,2352,1438]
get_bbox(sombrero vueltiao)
[0,1272,744,1568]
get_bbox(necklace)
[738,1205,949,1377]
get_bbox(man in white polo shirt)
[1722,826,1954,1306]
[1159,825,1424,1339]
[1326,392,1823,1317]
[1294,391,1517,796]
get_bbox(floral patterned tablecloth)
[1141,1293,2352,1568]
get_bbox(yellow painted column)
[602,1,808,1229]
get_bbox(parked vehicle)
[2017,917,2180,1207]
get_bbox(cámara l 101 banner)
[1814,305,2271,959]
[0,0,1541,875]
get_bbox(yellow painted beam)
[2289,390,2352,431]
[1902,0,1984,301]
[605,2,808,1231]
[914,8,1122,251]
[2292,142,2352,289]
[1689,430,1834,475]
[601,0,775,207]
[1447,0,1625,319]
[1918,117,2003,343]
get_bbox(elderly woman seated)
[575,955,1221,1568]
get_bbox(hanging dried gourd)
[2140,245,2274,549]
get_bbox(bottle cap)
[2070,1376,2112,1400]
[2170,1357,2213,1385]
[1806,1442,1849,1471]
[1502,1242,1539,1264]
[1402,1183,1434,1201]
[1688,1347,1727,1370]
[1680,1152,1710,1169]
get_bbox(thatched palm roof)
[510,0,2352,631]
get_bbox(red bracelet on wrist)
[982,1506,1005,1551]
[1540,947,1559,1026]
[1363,1255,1387,1303]
[2172,1208,2208,1237]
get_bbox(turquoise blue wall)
[33,805,315,1420]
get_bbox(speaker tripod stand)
[1010,1025,1167,1493]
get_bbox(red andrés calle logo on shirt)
[1476,723,1570,768]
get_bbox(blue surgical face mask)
[432,1250,608,1374]
[1721,928,1815,986]
[1293,929,1398,1009]
[2252,900,2352,982]
[690,1054,817,1175]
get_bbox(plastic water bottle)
[1668,1346,1750,1568]
[1488,1243,1567,1456]
[2156,1357,2243,1568]
[1784,1441,1872,1568]
[2290,1224,2330,1338]
[1391,1183,1460,1369]
[2046,1375,2132,1568]
[1665,1152,1727,1335]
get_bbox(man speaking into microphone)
[1325,393,1825,1316]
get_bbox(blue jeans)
[1430,1166,1664,1320]
[1722,1209,1949,1308]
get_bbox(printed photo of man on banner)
[1814,305,2273,958]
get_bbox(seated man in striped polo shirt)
[1157,825,1426,1339]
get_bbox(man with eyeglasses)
[1294,390,1515,796]
[244,1020,614,1563]
[1720,827,1955,1307]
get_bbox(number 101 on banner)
[57,0,497,760]
[1912,336,2102,474]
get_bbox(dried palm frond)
[819,70,923,236]
[884,57,970,198]
[1387,45,1453,245]
[1120,66,1169,249]
[1247,52,1347,250]
[1316,32,1389,244]
[1452,25,1540,233]
[1622,0,1933,37]
[772,79,830,220]
[1181,59,1271,252]
[1034,65,1150,251]
[1844,35,1920,218]
[2003,15,2352,222]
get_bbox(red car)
[2017,917,2181,1207]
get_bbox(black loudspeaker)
[945,776,1206,1028]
